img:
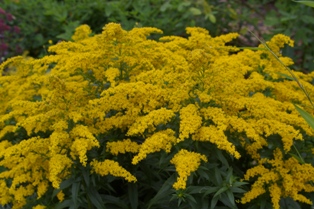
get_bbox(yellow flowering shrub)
[1,23,314,208]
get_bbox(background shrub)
[0,7,22,63]
[1,0,314,72]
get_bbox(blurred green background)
[1,0,314,72]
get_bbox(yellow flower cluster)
[90,159,137,183]
[48,154,72,189]
[178,104,202,142]
[70,125,100,166]
[170,149,207,190]
[71,24,92,42]
[127,108,175,136]
[56,190,65,202]
[1,22,314,208]
[242,148,314,209]
[106,138,140,155]
[192,125,240,159]
[132,129,177,165]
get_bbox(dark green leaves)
[147,174,176,209]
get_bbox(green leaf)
[301,14,314,23]
[214,167,223,185]
[213,186,228,198]
[102,195,128,209]
[260,198,267,209]
[210,196,219,209]
[189,7,202,15]
[281,15,297,22]
[147,174,176,209]
[87,187,106,209]
[293,0,314,8]
[57,21,80,41]
[216,149,229,166]
[226,168,233,185]
[232,181,248,187]
[280,197,301,209]
[71,182,81,209]
[288,153,305,164]
[197,167,210,180]
[220,193,237,209]
[128,183,138,209]
[52,188,61,200]
[187,186,212,194]
[228,7,238,19]
[105,4,114,16]
[55,10,68,22]
[208,13,216,23]
[226,191,235,207]
[294,104,314,129]
[52,177,80,200]
[177,2,191,11]
[185,193,197,204]
[55,200,74,209]
[237,47,267,50]
[276,72,294,80]
[0,166,6,173]
[201,197,209,209]
[160,1,171,12]
[203,186,219,196]
[82,168,90,186]
[230,187,247,193]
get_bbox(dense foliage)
[0,7,22,63]
[1,23,314,209]
[1,0,314,72]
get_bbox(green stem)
[293,144,305,164]
[249,30,314,109]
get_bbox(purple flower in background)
[13,25,20,33]
[0,42,8,56]
[0,42,8,50]
[6,13,14,22]
[0,7,23,63]
[0,20,11,32]
[0,8,6,15]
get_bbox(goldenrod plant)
[1,23,314,209]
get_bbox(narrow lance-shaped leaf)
[294,104,314,129]
[293,1,314,8]
[237,47,267,50]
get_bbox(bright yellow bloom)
[105,67,120,87]
[178,104,202,142]
[57,190,65,202]
[48,154,72,189]
[106,139,140,155]
[71,24,92,42]
[91,159,137,183]
[70,125,100,166]
[127,108,175,136]
[192,125,240,159]
[269,183,281,209]
[132,129,177,164]
[170,149,207,190]
[242,148,314,208]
